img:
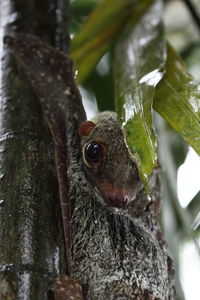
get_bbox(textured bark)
[0,0,68,298]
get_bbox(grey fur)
[67,112,175,299]
[81,112,145,211]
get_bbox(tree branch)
[182,0,200,34]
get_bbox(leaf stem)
[182,0,200,34]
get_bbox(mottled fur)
[66,111,175,299]
[80,112,146,211]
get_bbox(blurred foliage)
[187,191,200,230]
[70,0,97,35]
[84,53,115,112]
[69,0,200,299]
[71,0,155,83]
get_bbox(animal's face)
[79,112,143,208]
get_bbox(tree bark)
[0,0,68,298]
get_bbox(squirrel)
[50,112,174,300]
[79,111,144,209]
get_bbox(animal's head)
[79,112,143,208]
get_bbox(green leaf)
[154,44,200,155]
[114,1,165,189]
[71,0,155,83]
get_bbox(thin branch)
[182,0,200,34]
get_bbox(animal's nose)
[100,188,129,208]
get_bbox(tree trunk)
[0,0,68,298]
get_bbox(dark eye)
[84,141,102,164]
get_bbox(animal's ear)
[79,121,96,137]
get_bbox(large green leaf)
[154,44,200,155]
[71,0,155,83]
[115,0,165,189]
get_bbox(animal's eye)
[84,141,103,164]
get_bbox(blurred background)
[70,0,200,299]
[163,1,200,299]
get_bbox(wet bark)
[0,0,68,299]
